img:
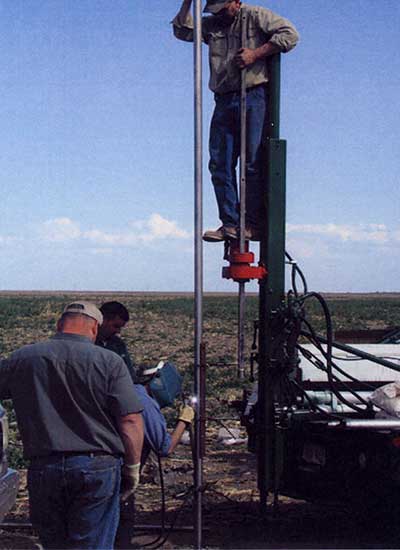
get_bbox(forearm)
[117,413,144,465]
[254,41,281,61]
[172,0,195,41]
[236,41,282,69]
[176,0,193,24]
[167,420,188,455]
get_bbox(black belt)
[30,451,120,460]
[55,451,118,457]
[215,82,267,98]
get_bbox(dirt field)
[2,434,400,550]
[1,292,400,549]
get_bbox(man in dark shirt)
[96,301,136,382]
[0,301,144,550]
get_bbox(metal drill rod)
[237,10,247,379]
[328,419,400,430]
[193,0,203,547]
[238,282,246,379]
[0,521,209,533]
[200,342,207,458]
[239,10,247,252]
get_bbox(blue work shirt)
[134,384,171,457]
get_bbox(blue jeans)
[28,454,121,550]
[209,84,267,228]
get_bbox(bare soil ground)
[1,292,400,549]
[2,435,400,550]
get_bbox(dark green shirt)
[0,333,143,459]
[95,335,137,383]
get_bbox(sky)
[0,0,399,292]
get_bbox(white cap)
[62,301,103,325]
[141,361,165,377]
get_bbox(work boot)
[245,226,261,241]
[202,225,237,242]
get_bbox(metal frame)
[257,54,287,512]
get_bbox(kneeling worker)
[135,361,195,459]
[95,299,194,454]
[116,361,194,547]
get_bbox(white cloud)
[286,237,331,259]
[39,214,189,247]
[83,229,138,246]
[0,235,20,245]
[146,213,189,240]
[393,231,400,242]
[88,248,113,255]
[41,217,81,242]
[287,223,390,244]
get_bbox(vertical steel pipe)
[193,0,203,547]
[238,283,246,379]
[237,11,247,379]
[200,342,207,458]
[239,11,247,252]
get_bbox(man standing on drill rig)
[172,0,299,242]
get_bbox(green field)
[1,291,399,468]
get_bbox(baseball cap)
[204,0,227,14]
[62,301,103,325]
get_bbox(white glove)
[120,463,140,501]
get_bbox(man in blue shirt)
[134,372,195,458]
[116,362,194,548]
[96,302,194,457]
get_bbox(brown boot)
[203,225,238,242]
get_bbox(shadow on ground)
[116,497,400,549]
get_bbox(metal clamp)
[222,241,267,283]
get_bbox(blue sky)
[0,0,399,292]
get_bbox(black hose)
[286,250,308,296]
[297,343,376,391]
[291,379,343,420]
[297,292,366,413]
[139,453,166,548]
[298,345,371,407]
[149,488,195,550]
